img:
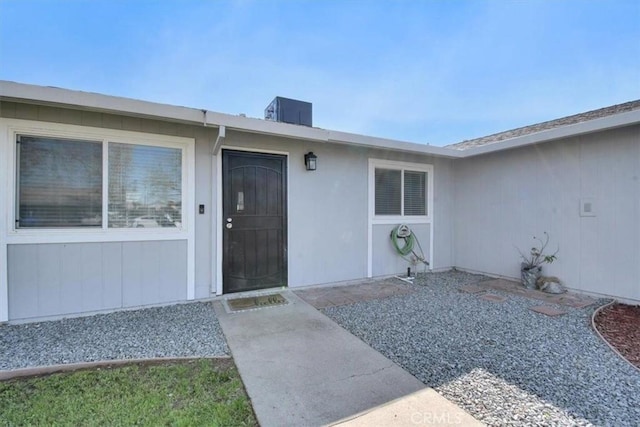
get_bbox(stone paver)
[296,279,415,309]
[478,279,596,308]
[529,305,568,317]
[479,294,507,303]
[460,284,486,294]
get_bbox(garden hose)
[390,224,429,267]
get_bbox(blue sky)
[1,1,638,146]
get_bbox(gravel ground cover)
[0,302,229,371]
[323,271,640,426]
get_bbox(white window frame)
[3,119,195,244]
[0,118,197,321]
[369,159,433,224]
[367,158,434,278]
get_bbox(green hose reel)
[390,224,429,267]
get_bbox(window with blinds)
[374,167,427,217]
[375,169,401,215]
[17,136,103,228]
[108,143,182,228]
[16,134,184,230]
[404,171,426,216]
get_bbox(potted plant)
[518,232,558,289]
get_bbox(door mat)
[226,293,288,312]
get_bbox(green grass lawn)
[0,358,257,426]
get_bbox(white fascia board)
[327,130,462,158]
[458,109,640,158]
[1,80,205,125]
[1,80,461,157]
[10,80,637,160]
[204,110,329,142]
[0,81,332,143]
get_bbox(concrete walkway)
[213,290,481,427]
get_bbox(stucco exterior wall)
[453,125,640,302]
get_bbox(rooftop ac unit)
[265,96,312,127]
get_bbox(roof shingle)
[448,100,640,150]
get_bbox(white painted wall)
[372,223,431,276]
[453,126,640,302]
[0,104,455,322]
[211,131,455,288]
[5,99,636,322]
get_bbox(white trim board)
[367,158,434,277]
[0,119,8,321]
[215,145,290,296]
[2,119,195,240]
[0,118,197,309]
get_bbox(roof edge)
[327,130,460,158]
[458,109,640,158]
[2,80,637,160]
[0,80,461,158]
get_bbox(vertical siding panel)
[59,108,83,125]
[14,103,38,120]
[36,244,62,317]
[180,124,197,137]
[37,105,63,123]
[80,243,104,312]
[158,121,178,136]
[121,240,189,307]
[170,240,185,301]
[59,244,84,315]
[159,240,188,302]
[81,111,103,128]
[8,240,190,320]
[102,242,123,309]
[0,101,17,118]
[8,245,39,319]
[121,116,142,132]
[579,136,603,293]
[140,119,160,134]
[141,241,159,304]
[102,114,123,130]
[157,241,170,302]
[122,242,143,307]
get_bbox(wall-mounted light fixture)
[304,152,317,171]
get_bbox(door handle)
[226,223,233,229]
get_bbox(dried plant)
[518,232,559,269]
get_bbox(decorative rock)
[0,302,229,371]
[323,271,640,426]
[536,276,566,294]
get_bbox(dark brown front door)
[222,150,287,293]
